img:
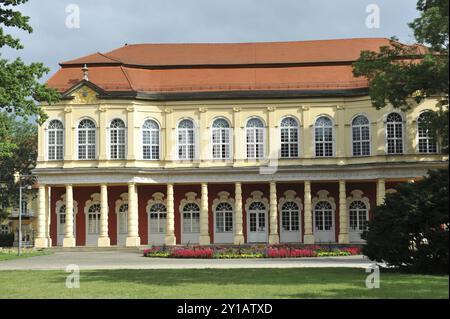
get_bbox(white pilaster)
[199,183,210,245]
[165,184,176,245]
[338,180,349,244]
[97,184,110,247]
[233,182,245,244]
[303,181,314,244]
[63,184,76,247]
[376,179,386,206]
[268,181,279,244]
[35,185,49,248]
[126,183,140,247]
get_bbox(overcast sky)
[2,0,420,80]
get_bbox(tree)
[353,0,449,153]
[0,0,59,156]
[362,169,449,274]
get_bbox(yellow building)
[33,38,448,248]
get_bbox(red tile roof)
[46,38,402,97]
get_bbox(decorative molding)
[312,190,336,210]
[212,191,235,212]
[84,193,101,214]
[146,192,167,212]
[126,106,135,112]
[336,105,345,110]
[164,108,173,114]
[115,193,128,214]
[346,189,371,211]
[233,107,242,112]
[64,106,72,113]
[301,105,310,111]
[98,105,107,112]
[70,86,99,105]
[267,106,276,112]
[198,107,208,113]
[179,192,201,213]
[244,190,269,212]
[278,190,303,212]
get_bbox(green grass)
[0,250,51,261]
[0,268,447,299]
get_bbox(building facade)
[34,39,448,247]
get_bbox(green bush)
[0,233,14,247]
[362,169,449,274]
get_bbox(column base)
[35,237,49,248]
[47,237,52,247]
[97,236,111,247]
[233,234,245,245]
[199,235,211,245]
[63,237,76,248]
[126,236,141,247]
[268,234,280,245]
[338,233,350,244]
[303,234,315,244]
[164,234,176,246]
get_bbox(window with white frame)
[0,224,10,234]
[248,201,266,232]
[215,202,233,233]
[48,120,64,160]
[142,119,160,160]
[352,115,370,156]
[118,203,128,234]
[182,202,200,233]
[246,118,265,159]
[314,201,333,231]
[110,119,126,159]
[178,119,195,160]
[314,116,334,157]
[386,112,404,154]
[87,203,100,234]
[149,203,167,234]
[280,117,299,158]
[417,112,437,154]
[349,200,368,232]
[211,118,231,159]
[77,119,96,159]
[281,201,300,231]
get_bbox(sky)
[2,0,421,81]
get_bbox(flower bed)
[143,245,361,259]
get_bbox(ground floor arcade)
[34,178,404,248]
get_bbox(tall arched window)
[281,201,300,231]
[314,201,333,231]
[48,119,64,160]
[87,203,101,234]
[77,119,96,160]
[110,119,126,159]
[211,118,231,159]
[178,119,195,160]
[280,117,299,158]
[386,112,403,154]
[349,200,368,232]
[314,116,334,157]
[246,118,265,159]
[117,203,128,235]
[418,112,437,153]
[352,115,370,156]
[215,202,233,233]
[142,119,160,160]
[182,202,200,233]
[149,203,167,234]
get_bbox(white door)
[86,204,100,246]
[313,201,335,243]
[349,200,368,243]
[280,201,301,243]
[116,204,128,246]
[214,202,234,244]
[148,203,166,245]
[247,202,268,243]
[181,203,200,244]
[57,205,76,246]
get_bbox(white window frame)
[385,112,404,155]
[109,118,126,160]
[47,119,64,161]
[177,119,196,160]
[314,116,335,157]
[76,118,97,160]
[142,118,161,160]
[211,118,232,160]
[351,114,371,157]
[245,117,265,159]
[417,111,438,154]
[280,116,300,159]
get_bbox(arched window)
[87,203,101,234]
[386,113,403,154]
[418,112,437,153]
[349,200,368,232]
[246,118,264,159]
[117,203,128,234]
[142,119,160,160]
[352,115,370,156]
[149,203,167,234]
[182,202,200,233]
[110,119,126,159]
[314,116,334,157]
[215,202,233,233]
[248,201,266,232]
[212,118,231,159]
[178,119,195,160]
[281,201,300,231]
[314,201,333,231]
[280,117,299,158]
[48,120,64,160]
[77,119,96,160]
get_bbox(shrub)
[0,234,14,247]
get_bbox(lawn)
[0,249,51,261]
[0,268,447,299]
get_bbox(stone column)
[338,180,349,244]
[45,186,52,246]
[303,181,314,244]
[63,184,76,247]
[97,184,110,247]
[165,184,176,245]
[35,185,49,248]
[376,179,386,206]
[126,183,140,247]
[199,183,211,245]
[233,182,245,244]
[268,181,279,244]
